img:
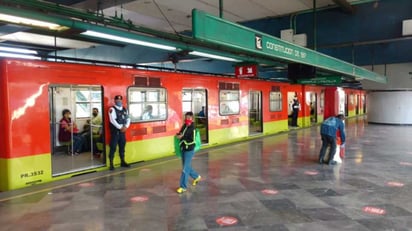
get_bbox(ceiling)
[66,0,359,33]
[0,0,362,60]
[0,0,385,86]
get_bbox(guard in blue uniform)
[108,95,131,170]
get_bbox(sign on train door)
[249,91,262,134]
[49,85,105,176]
[182,89,209,144]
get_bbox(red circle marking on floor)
[399,162,412,166]
[363,206,386,215]
[216,216,238,226]
[261,189,279,195]
[78,182,94,187]
[130,196,149,202]
[386,181,404,187]
[304,170,319,175]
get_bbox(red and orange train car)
[0,59,366,191]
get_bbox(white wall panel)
[367,91,412,124]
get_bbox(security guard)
[108,95,130,170]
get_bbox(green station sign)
[192,9,387,84]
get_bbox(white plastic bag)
[333,145,342,163]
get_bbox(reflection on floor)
[52,150,105,175]
[1,116,412,230]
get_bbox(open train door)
[309,92,318,124]
[49,85,105,176]
[182,89,209,144]
[249,91,262,134]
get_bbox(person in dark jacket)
[291,99,300,127]
[319,114,346,165]
[176,111,201,193]
[108,95,131,170]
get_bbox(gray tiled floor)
[1,116,412,231]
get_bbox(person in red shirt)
[58,109,85,155]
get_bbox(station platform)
[0,116,411,231]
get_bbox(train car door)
[362,95,366,114]
[49,85,105,176]
[309,93,318,123]
[249,91,262,134]
[344,94,349,117]
[182,89,209,144]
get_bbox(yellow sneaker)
[176,187,186,194]
[192,176,201,186]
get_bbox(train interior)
[50,85,105,176]
[249,91,262,135]
[182,89,209,143]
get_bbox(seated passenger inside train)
[197,106,206,124]
[142,105,153,120]
[81,107,103,155]
[58,109,86,155]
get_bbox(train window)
[219,90,240,115]
[128,87,167,122]
[182,90,192,112]
[269,91,282,112]
[75,89,102,118]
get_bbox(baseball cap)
[114,95,123,100]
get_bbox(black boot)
[120,159,130,168]
[109,160,114,171]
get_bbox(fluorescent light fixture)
[189,51,240,62]
[0,52,40,60]
[0,46,37,54]
[0,32,98,49]
[82,30,177,51]
[0,13,61,30]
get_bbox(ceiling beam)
[332,0,355,14]
[70,0,136,11]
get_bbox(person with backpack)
[176,111,201,194]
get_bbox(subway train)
[0,59,366,191]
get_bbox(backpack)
[174,128,201,157]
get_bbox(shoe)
[328,161,337,165]
[192,176,201,186]
[121,162,130,168]
[74,152,80,156]
[176,187,186,194]
[109,164,114,171]
[319,159,324,165]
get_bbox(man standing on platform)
[291,98,300,127]
[108,95,130,170]
[318,114,346,165]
